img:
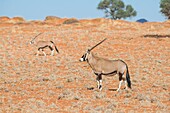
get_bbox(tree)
[97,0,137,20]
[160,0,170,19]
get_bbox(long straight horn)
[89,38,107,51]
[30,33,43,42]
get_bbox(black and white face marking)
[79,50,90,62]
[30,41,34,44]
[79,53,88,62]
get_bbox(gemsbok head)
[30,33,59,56]
[79,38,131,92]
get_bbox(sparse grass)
[0,18,170,112]
[66,77,74,83]
[58,89,75,100]
[55,83,64,89]
[106,101,118,110]
[93,91,106,99]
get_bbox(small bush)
[44,16,60,21]
[12,17,25,22]
[63,18,79,24]
[58,89,74,100]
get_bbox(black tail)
[50,41,59,53]
[126,66,131,89]
[55,46,59,53]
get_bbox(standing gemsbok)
[79,38,131,91]
[30,33,59,56]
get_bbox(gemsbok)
[30,33,59,56]
[79,38,131,91]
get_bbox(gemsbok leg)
[96,73,102,91]
[37,46,47,56]
[36,50,40,56]
[117,73,124,92]
[48,46,54,56]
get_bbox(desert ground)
[0,16,170,113]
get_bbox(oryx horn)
[31,33,43,42]
[89,38,107,51]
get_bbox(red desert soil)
[0,17,170,112]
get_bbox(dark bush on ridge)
[63,18,79,24]
[44,16,61,21]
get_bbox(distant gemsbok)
[79,38,131,91]
[30,33,59,56]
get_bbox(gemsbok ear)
[87,49,90,53]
